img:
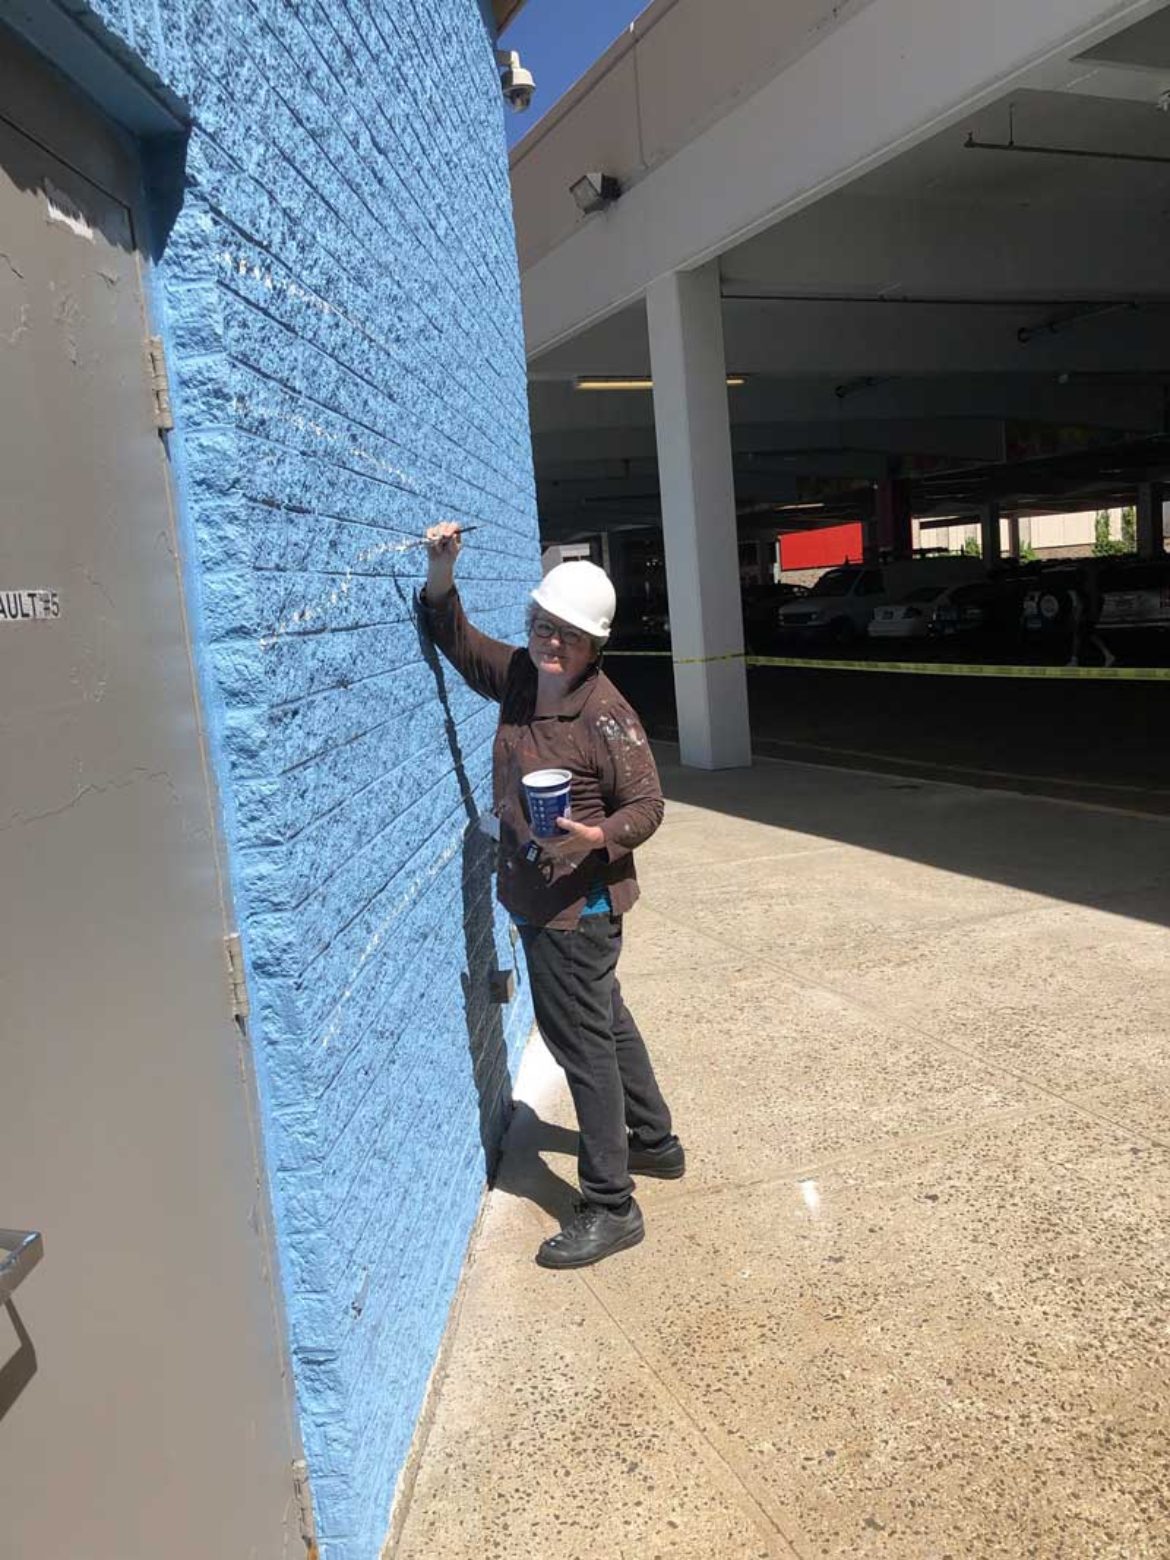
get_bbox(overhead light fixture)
[570,172,622,214]
[574,375,747,391]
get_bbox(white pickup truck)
[776,557,986,643]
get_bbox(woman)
[421,523,684,1270]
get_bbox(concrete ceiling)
[525,62,1170,540]
[493,0,527,33]
[1078,5,1170,70]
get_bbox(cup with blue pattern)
[522,768,573,838]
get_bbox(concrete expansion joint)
[576,1269,807,1557]
[639,1102,1055,1228]
[646,894,1170,1177]
[468,1169,806,1555]
[641,842,847,881]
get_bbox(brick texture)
[66,3,538,1554]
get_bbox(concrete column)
[646,263,751,770]
[862,487,880,564]
[1136,482,1165,559]
[751,539,772,584]
[875,477,912,560]
[607,529,629,596]
[1006,514,1021,560]
[980,500,1002,566]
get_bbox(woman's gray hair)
[526,602,607,659]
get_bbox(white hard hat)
[531,561,617,641]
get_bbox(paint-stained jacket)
[421,588,664,928]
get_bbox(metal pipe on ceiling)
[835,375,897,401]
[1017,302,1138,345]
[964,132,1170,168]
[720,290,1162,308]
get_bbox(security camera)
[497,50,536,113]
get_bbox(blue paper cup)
[522,768,573,839]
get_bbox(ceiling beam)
[518,0,1168,355]
[529,372,1168,436]
[492,0,527,33]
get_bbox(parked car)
[1096,559,1170,633]
[1020,564,1097,641]
[868,583,959,640]
[610,592,670,647]
[742,582,809,651]
[639,600,670,642]
[777,557,985,643]
[929,574,1032,645]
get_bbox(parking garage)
[512,0,1170,806]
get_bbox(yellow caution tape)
[749,655,1170,681]
[604,649,1170,681]
[605,649,690,660]
[605,649,743,666]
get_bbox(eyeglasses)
[530,615,586,648]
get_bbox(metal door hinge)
[146,334,174,431]
[291,1459,318,1557]
[225,932,250,1023]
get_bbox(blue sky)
[501,0,651,147]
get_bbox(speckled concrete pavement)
[392,752,1170,1560]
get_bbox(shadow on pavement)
[609,658,1169,807]
[649,741,1170,932]
[0,1301,37,1423]
[490,1102,579,1228]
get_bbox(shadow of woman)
[491,1101,580,1227]
[0,1301,37,1423]
[414,594,582,1227]
[414,613,515,1177]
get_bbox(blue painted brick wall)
[64,2,539,1554]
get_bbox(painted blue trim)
[0,0,186,130]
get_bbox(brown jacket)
[422,588,664,928]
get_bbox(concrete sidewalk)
[393,753,1170,1560]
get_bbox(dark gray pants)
[519,914,674,1208]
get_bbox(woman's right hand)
[424,521,462,601]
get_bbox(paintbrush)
[406,526,481,548]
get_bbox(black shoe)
[535,1199,645,1270]
[628,1135,686,1180]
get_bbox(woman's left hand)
[537,817,606,861]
